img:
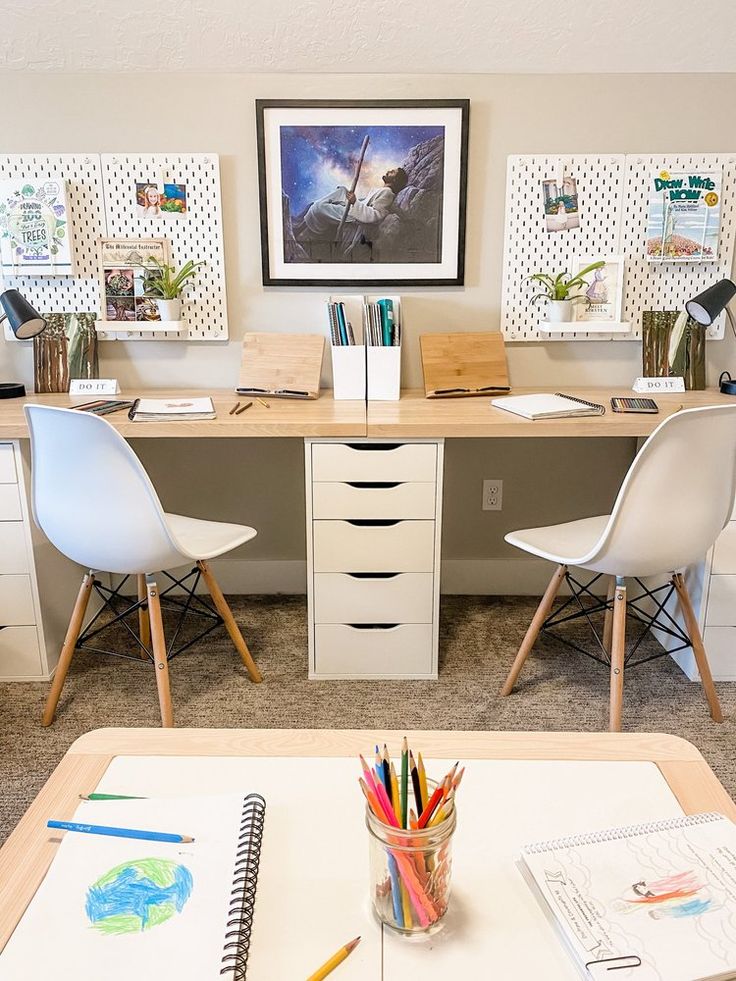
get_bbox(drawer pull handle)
[345,519,400,527]
[347,623,399,630]
[346,481,402,489]
[346,443,401,452]
[347,572,400,579]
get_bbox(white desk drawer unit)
[306,439,444,680]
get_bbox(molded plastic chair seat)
[505,515,609,568]
[501,404,736,731]
[164,513,257,561]
[24,403,263,728]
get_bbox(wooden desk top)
[0,728,733,949]
[0,389,366,439]
[367,388,736,438]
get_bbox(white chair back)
[588,404,736,577]
[24,405,186,574]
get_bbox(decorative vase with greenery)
[142,257,204,321]
[527,261,605,323]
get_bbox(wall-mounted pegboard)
[0,154,105,332]
[501,152,736,342]
[0,152,227,342]
[100,153,228,341]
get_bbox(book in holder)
[420,331,510,398]
[237,333,324,400]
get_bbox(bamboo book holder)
[237,333,325,399]
[419,331,510,398]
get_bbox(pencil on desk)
[79,793,144,801]
[235,401,253,415]
[47,820,194,843]
[305,936,361,981]
[255,397,270,409]
[229,402,240,415]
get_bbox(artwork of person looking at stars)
[280,124,445,264]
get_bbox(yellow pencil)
[256,397,270,409]
[306,936,361,981]
[417,752,428,811]
[389,761,400,818]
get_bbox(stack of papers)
[129,397,216,421]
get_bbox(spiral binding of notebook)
[220,793,267,979]
[523,811,722,855]
[553,392,606,415]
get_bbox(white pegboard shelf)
[0,152,228,343]
[501,152,736,343]
[539,320,631,334]
[95,320,184,336]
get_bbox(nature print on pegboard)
[0,179,74,275]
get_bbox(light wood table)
[367,387,735,437]
[0,727,733,951]
[0,389,367,439]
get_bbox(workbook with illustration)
[520,812,736,981]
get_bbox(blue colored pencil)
[47,820,194,843]
[387,853,404,928]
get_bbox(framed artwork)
[574,255,624,323]
[256,99,469,287]
[97,238,169,324]
[645,168,722,262]
[0,178,74,275]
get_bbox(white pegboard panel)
[0,153,105,328]
[100,153,228,341]
[620,153,736,341]
[500,154,626,342]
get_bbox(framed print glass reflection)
[256,99,469,287]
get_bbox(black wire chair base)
[541,571,692,670]
[76,566,224,664]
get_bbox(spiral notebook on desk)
[520,812,736,981]
[492,392,606,420]
[0,794,266,980]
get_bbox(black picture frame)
[255,99,469,288]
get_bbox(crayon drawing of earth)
[86,858,193,935]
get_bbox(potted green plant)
[142,257,204,321]
[527,261,605,323]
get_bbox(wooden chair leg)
[137,573,150,659]
[672,573,723,723]
[602,576,615,653]
[609,578,627,732]
[197,559,262,683]
[501,564,567,696]
[146,575,174,727]
[42,571,95,726]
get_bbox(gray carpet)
[2,595,735,843]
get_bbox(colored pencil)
[428,789,455,827]
[373,775,400,827]
[400,879,413,928]
[374,745,385,787]
[235,401,253,415]
[417,752,429,812]
[417,777,447,829]
[306,936,361,981]
[400,736,409,829]
[79,793,144,801]
[389,762,400,824]
[255,397,270,409]
[452,766,465,791]
[382,744,391,802]
[47,820,194,843]
[387,853,404,927]
[409,751,422,814]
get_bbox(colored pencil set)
[359,738,464,932]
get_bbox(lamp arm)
[726,304,736,342]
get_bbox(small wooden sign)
[69,378,120,395]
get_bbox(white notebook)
[520,812,736,981]
[130,397,216,421]
[492,393,605,419]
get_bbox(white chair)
[25,404,262,728]
[501,404,736,731]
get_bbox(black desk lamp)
[0,288,47,399]
[686,279,736,395]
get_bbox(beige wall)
[2,72,734,590]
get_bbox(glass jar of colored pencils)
[365,780,457,934]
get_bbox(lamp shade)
[0,289,47,339]
[685,279,736,326]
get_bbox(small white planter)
[156,298,181,322]
[546,299,575,323]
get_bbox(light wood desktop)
[367,387,735,437]
[0,728,733,962]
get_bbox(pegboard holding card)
[0,153,106,335]
[620,153,736,341]
[100,153,228,341]
[501,155,626,341]
[501,152,736,342]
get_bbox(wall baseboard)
[134,557,588,596]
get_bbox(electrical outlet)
[482,479,503,511]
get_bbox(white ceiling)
[2,0,735,74]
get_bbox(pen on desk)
[235,401,253,415]
[79,793,145,801]
[305,936,361,981]
[47,820,194,843]
[229,402,241,415]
